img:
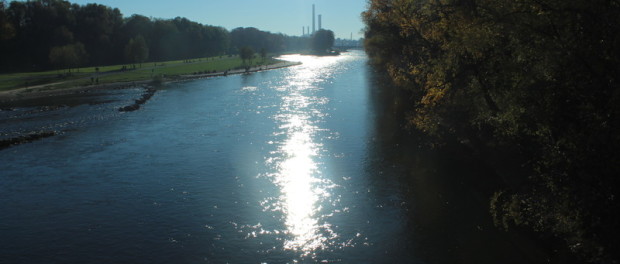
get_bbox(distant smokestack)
[312,4,315,34]
[303,27,305,36]
[318,15,322,30]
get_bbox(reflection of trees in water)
[365,70,549,264]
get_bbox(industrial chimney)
[318,15,322,30]
[312,4,316,34]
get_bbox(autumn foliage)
[363,0,620,262]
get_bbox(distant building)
[335,38,364,48]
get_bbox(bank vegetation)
[363,0,620,262]
[0,0,327,73]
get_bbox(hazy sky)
[67,0,368,39]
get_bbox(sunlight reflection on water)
[264,54,344,256]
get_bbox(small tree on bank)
[239,46,254,66]
[260,48,267,63]
[49,42,88,73]
[124,35,149,68]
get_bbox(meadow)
[0,55,278,92]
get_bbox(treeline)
[363,0,619,263]
[0,0,312,72]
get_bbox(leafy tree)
[4,0,75,70]
[285,35,311,52]
[239,46,254,66]
[230,27,286,55]
[124,35,149,67]
[363,0,620,262]
[49,42,88,72]
[150,19,180,61]
[122,15,152,40]
[260,48,266,63]
[74,3,123,65]
[311,29,334,54]
[0,0,14,41]
[0,0,14,71]
[51,26,74,46]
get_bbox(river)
[0,50,547,263]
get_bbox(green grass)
[0,55,280,92]
[0,70,89,91]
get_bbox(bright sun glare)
[266,54,342,255]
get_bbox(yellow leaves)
[408,64,423,77]
[363,0,399,26]
[411,69,450,133]
[410,107,441,133]
[421,86,447,107]
[388,64,414,88]
[365,1,620,259]
[365,0,493,135]
[0,21,14,40]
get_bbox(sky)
[67,0,368,39]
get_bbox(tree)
[0,0,14,71]
[74,3,123,65]
[0,0,304,73]
[124,35,149,67]
[0,0,15,41]
[49,42,88,72]
[260,48,266,63]
[239,46,254,66]
[4,0,76,70]
[363,0,620,262]
[230,27,286,55]
[311,29,334,54]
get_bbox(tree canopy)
[239,46,254,66]
[363,0,620,262]
[230,27,286,55]
[124,35,148,67]
[311,29,335,54]
[49,42,87,72]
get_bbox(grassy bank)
[0,55,280,92]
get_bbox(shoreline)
[0,60,301,149]
[0,60,301,105]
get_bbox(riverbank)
[0,60,300,149]
[0,60,300,105]
[0,50,557,263]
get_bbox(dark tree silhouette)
[49,42,88,72]
[311,29,334,54]
[239,46,254,66]
[260,48,267,63]
[124,35,149,68]
[363,0,620,262]
[0,0,311,72]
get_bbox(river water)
[0,51,547,263]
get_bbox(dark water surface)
[0,51,546,263]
